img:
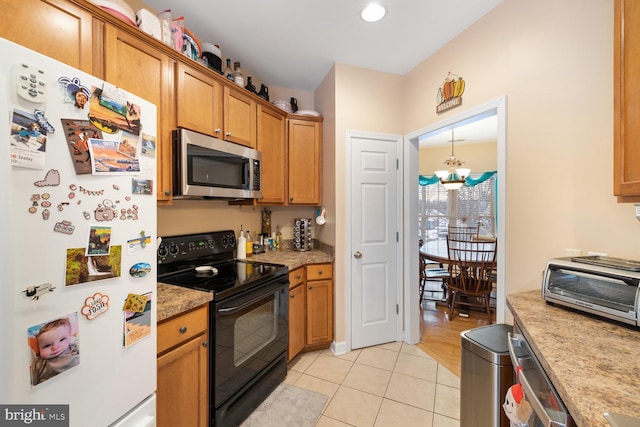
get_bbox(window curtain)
[419,170,497,187]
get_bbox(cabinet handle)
[214,128,221,134]
[289,197,294,202]
[295,274,301,279]
[164,190,171,196]
[225,132,232,137]
[308,286,313,290]
[290,294,295,299]
[202,341,209,348]
[179,326,187,334]
[318,270,323,275]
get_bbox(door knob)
[354,251,362,259]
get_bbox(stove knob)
[169,243,179,256]
[158,245,168,257]
[221,236,228,247]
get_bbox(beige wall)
[318,0,638,345]
[420,142,497,176]
[317,64,404,344]
[403,0,637,299]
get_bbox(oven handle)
[217,281,287,315]
[507,332,567,427]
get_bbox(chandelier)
[434,129,470,190]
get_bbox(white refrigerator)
[0,37,157,426]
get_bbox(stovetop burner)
[157,231,288,300]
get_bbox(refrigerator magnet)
[81,292,109,320]
[34,169,60,187]
[22,283,55,300]
[58,76,91,109]
[129,262,151,278]
[53,220,75,235]
[122,293,148,313]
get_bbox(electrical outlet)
[565,248,582,256]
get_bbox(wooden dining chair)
[445,233,497,323]
[419,239,449,304]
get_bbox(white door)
[349,132,401,349]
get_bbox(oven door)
[213,277,288,408]
[507,326,575,427]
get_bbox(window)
[418,174,496,242]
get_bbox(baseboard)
[330,340,349,356]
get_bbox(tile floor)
[286,342,460,427]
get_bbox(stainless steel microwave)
[173,128,262,199]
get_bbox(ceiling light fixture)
[434,129,470,190]
[361,3,386,22]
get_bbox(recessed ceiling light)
[361,4,386,22]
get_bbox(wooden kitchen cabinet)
[614,0,640,202]
[257,104,287,205]
[288,267,306,361]
[0,0,99,75]
[224,85,257,148]
[305,263,333,346]
[157,305,209,427]
[175,62,224,139]
[288,116,323,205]
[103,24,175,202]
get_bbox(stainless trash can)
[460,324,513,427]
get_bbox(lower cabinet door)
[157,334,209,427]
[288,284,305,361]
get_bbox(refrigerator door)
[0,37,157,426]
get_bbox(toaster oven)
[542,256,640,327]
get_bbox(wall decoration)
[65,245,122,286]
[436,72,466,114]
[27,312,80,387]
[81,292,110,320]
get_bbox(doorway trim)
[403,96,507,344]
[345,130,404,353]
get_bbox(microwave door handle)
[518,370,567,427]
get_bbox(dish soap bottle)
[237,226,246,259]
[245,229,253,257]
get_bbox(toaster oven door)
[544,265,639,324]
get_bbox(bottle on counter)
[245,229,253,257]
[233,61,244,87]
[275,226,282,251]
[237,226,246,259]
[224,58,234,81]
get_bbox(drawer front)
[307,263,333,281]
[289,267,305,289]
[158,305,208,354]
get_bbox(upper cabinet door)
[614,0,640,201]
[175,62,224,138]
[288,117,322,205]
[0,0,97,74]
[103,25,175,202]
[224,85,257,148]
[257,105,287,205]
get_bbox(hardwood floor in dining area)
[417,295,494,378]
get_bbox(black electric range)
[157,230,288,301]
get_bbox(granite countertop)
[507,290,640,427]
[157,249,334,322]
[247,249,333,270]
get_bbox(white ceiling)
[143,0,504,91]
[419,113,498,148]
